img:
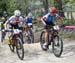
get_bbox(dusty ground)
[0,39,75,63]
[0,28,75,63]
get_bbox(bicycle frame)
[48,25,60,42]
[11,29,22,46]
[40,25,63,57]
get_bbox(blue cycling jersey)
[43,13,58,23]
[26,17,32,24]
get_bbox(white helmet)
[14,10,21,16]
[28,12,32,17]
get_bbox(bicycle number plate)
[14,29,22,34]
[53,25,60,30]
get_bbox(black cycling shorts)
[9,24,19,29]
[44,22,55,29]
[9,24,23,30]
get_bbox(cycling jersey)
[42,13,59,23]
[25,17,33,24]
[8,15,23,28]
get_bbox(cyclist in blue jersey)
[24,13,37,42]
[41,7,64,50]
[25,13,33,26]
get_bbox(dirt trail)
[0,39,75,63]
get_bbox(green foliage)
[0,0,8,16]
[7,0,18,15]
[0,0,75,16]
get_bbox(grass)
[59,29,75,40]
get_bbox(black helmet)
[3,11,8,17]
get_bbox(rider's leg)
[43,26,49,49]
[45,30,48,43]
[24,25,29,42]
[7,32,12,45]
[7,24,13,45]
[25,26,28,36]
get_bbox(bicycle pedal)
[46,45,49,49]
[48,42,51,45]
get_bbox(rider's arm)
[4,16,13,29]
[5,16,13,25]
[57,16,64,25]
[4,20,9,29]
[4,17,9,25]
[41,13,50,26]
[55,14,64,24]
[41,13,49,25]
[32,17,39,24]
[41,16,47,26]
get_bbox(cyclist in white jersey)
[4,10,24,44]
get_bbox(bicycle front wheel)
[16,37,24,60]
[28,28,34,43]
[52,35,63,57]
[40,31,47,51]
[8,36,15,52]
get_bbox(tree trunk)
[54,0,64,17]
[42,0,49,14]
[58,0,64,17]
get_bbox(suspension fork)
[51,30,59,43]
[12,34,18,46]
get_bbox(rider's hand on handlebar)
[10,21,19,25]
[61,24,65,27]
[60,24,65,28]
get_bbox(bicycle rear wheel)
[16,37,24,60]
[52,35,63,57]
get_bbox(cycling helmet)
[3,11,8,17]
[49,7,57,13]
[14,10,21,16]
[28,12,32,17]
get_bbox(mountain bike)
[3,21,24,60]
[23,25,34,44]
[40,25,63,57]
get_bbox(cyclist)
[4,10,24,44]
[1,17,6,41]
[25,12,33,26]
[25,12,37,28]
[1,12,8,41]
[3,11,8,23]
[41,7,64,50]
[25,13,34,37]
